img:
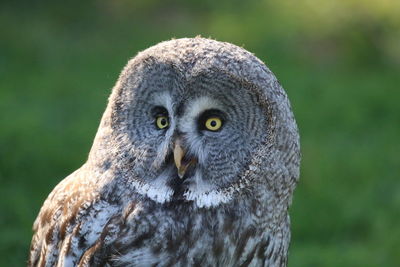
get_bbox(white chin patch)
[134,180,232,208]
[128,172,174,204]
[184,189,232,208]
[146,185,174,203]
[183,171,233,208]
[130,170,233,208]
[138,183,174,204]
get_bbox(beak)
[174,139,196,179]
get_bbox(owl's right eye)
[156,115,169,129]
[152,106,170,130]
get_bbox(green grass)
[1,1,399,266]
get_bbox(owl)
[29,37,300,267]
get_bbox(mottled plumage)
[29,37,300,267]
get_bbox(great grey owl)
[29,37,300,267]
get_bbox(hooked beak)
[174,139,196,179]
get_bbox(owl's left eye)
[205,117,222,131]
[198,109,225,132]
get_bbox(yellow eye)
[205,117,222,131]
[156,116,169,129]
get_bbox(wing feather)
[28,166,127,266]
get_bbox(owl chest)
[113,208,265,266]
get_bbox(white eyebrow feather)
[152,92,173,111]
[151,92,175,168]
[179,96,222,134]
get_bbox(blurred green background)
[1,0,399,266]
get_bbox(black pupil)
[210,120,217,127]
[160,118,167,126]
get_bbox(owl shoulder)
[28,167,127,266]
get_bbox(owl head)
[88,37,300,208]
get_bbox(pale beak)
[174,139,196,179]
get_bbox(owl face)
[89,38,300,210]
[108,58,269,207]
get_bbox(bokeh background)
[1,0,399,266]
